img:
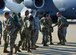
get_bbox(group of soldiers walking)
[0,10,69,55]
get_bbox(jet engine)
[0,0,5,10]
[13,0,24,4]
[23,0,45,9]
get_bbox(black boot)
[3,49,9,53]
[61,40,65,45]
[57,42,62,45]
[50,42,54,45]
[61,42,65,45]
[3,43,9,53]
[57,40,62,45]
[15,46,21,53]
[43,40,48,46]
[43,42,48,46]
[27,48,31,52]
[22,42,26,50]
[43,44,48,46]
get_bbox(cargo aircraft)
[0,0,76,22]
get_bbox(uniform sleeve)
[40,18,44,24]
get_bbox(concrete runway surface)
[0,15,76,55]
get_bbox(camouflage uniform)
[9,14,21,55]
[3,15,15,54]
[41,17,53,46]
[58,16,68,44]
[17,13,23,37]
[17,16,31,52]
[47,18,53,45]
[55,16,66,45]
[15,14,23,53]
[3,30,9,50]
[22,16,31,52]
[3,20,9,52]
[29,16,35,48]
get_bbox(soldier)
[14,13,24,53]
[40,13,54,46]
[29,15,35,49]
[3,19,9,53]
[8,13,21,55]
[15,10,31,53]
[53,12,67,45]
[17,13,23,37]
[46,14,54,45]
[14,13,23,53]
[22,10,31,52]
[3,12,14,54]
[0,21,2,45]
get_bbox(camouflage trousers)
[42,28,49,45]
[9,27,18,55]
[17,28,31,51]
[3,30,9,50]
[58,28,66,43]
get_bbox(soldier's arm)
[40,18,44,24]
[58,19,63,29]
[53,18,58,27]
[40,18,43,32]
[53,22,58,27]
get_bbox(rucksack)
[62,18,69,27]
[13,15,21,29]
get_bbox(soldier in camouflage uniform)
[17,13,23,37]
[15,10,31,53]
[29,15,35,49]
[46,14,54,45]
[22,10,31,52]
[53,12,66,45]
[3,12,15,54]
[8,13,21,55]
[3,20,9,53]
[41,13,53,46]
[14,13,23,53]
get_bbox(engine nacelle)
[23,0,45,9]
[0,0,5,11]
[6,0,24,13]
[13,0,24,4]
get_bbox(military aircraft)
[0,7,11,15]
[0,0,76,22]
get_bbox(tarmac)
[0,15,76,55]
